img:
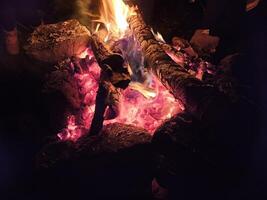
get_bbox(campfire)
[23,0,237,197]
[1,0,262,199]
[28,0,205,142]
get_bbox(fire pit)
[28,1,190,142]
[22,0,249,199]
[28,0,219,142]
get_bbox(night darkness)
[0,0,267,199]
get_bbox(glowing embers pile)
[106,76,182,133]
[58,0,182,141]
[58,48,181,141]
[58,49,101,141]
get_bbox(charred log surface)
[25,19,90,63]
[160,42,190,68]
[89,35,131,135]
[43,67,82,110]
[127,12,256,199]
[104,82,121,120]
[41,53,100,134]
[35,123,153,199]
[152,99,257,199]
[151,112,221,199]
[36,123,152,168]
[152,112,220,177]
[128,13,220,118]
[90,34,131,89]
[89,80,117,135]
[78,123,152,156]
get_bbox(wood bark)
[26,19,90,63]
[35,123,153,199]
[89,35,131,135]
[128,13,216,118]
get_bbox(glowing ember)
[105,76,182,132]
[58,48,182,141]
[58,0,182,141]
[58,49,100,141]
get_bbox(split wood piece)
[35,123,152,199]
[36,123,152,169]
[43,67,82,110]
[89,34,131,135]
[90,34,131,89]
[128,13,216,118]
[160,43,190,68]
[26,19,90,63]
[89,78,121,136]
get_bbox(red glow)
[105,76,182,132]
[58,48,182,141]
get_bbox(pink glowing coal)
[58,48,182,141]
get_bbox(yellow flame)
[129,82,157,99]
[98,0,136,40]
[151,28,165,43]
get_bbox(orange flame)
[97,0,136,40]
[58,48,182,141]
[58,1,183,141]
[129,82,157,99]
[151,28,166,43]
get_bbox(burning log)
[89,34,131,89]
[78,123,152,155]
[89,35,131,135]
[89,80,120,136]
[35,123,153,198]
[128,12,244,194]
[128,13,217,118]
[25,19,90,63]
[37,123,152,169]
[43,67,82,110]
[160,43,190,68]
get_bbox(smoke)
[52,0,95,26]
[73,0,92,25]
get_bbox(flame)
[151,29,166,43]
[129,82,157,98]
[58,48,182,141]
[105,74,182,132]
[57,1,182,141]
[97,0,136,40]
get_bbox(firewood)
[36,123,151,168]
[128,13,217,118]
[89,34,131,135]
[89,78,121,135]
[160,43,190,68]
[90,34,131,89]
[35,123,153,199]
[43,68,82,110]
[25,19,90,63]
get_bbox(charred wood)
[37,123,151,169]
[89,34,131,89]
[25,19,90,63]
[160,42,190,68]
[128,13,220,118]
[35,123,153,199]
[43,68,82,110]
[89,78,121,135]
[89,35,131,135]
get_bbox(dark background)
[0,0,267,199]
